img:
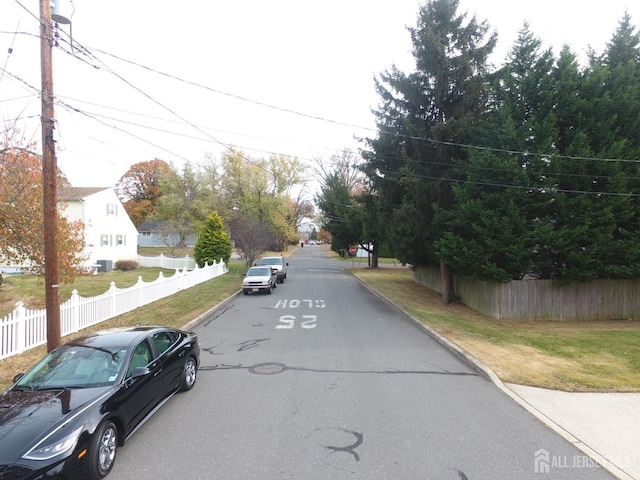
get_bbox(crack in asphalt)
[455,468,469,479]
[235,338,269,351]
[202,338,269,355]
[325,429,363,462]
[203,305,234,327]
[198,361,478,377]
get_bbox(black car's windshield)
[16,344,128,389]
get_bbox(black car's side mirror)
[131,367,150,378]
[13,373,24,383]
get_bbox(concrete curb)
[181,289,242,332]
[347,270,633,480]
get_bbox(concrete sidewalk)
[505,384,640,480]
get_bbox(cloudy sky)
[1,1,638,189]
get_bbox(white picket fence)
[0,260,227,360]
[137,254,197,270]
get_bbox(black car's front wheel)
[180,356,197,392]
[88,421,117,480]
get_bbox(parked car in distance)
[257,256,288,283]
[243,266,277,295]
[0,325,200,480]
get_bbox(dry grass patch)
[451,339,582,389]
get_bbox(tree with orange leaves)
[114,158,172,227]
[0,127,85,283]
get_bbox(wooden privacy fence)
[0,260,227,360]
[414,265,640,321]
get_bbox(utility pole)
[39,0,61,351]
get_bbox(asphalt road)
[108,247,615,479]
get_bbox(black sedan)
[0,325,200,480]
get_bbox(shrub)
[115,260,139,271]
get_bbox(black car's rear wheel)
[180,356,197,392]
[88,420,117,479]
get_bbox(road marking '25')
[276,315,317,329]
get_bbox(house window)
[106,203,118,216]
[141,231,151,238]
[101,234,111,246]
[116,235,125,246]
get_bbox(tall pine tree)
[364,0,496,301]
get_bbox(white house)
[60,187,138,271]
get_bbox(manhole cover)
[250,362,287,375]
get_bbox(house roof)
[58,187,111,201]
[137,220,163,232]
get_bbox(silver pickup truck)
[257,256,289,283]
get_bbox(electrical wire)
[90,47,370,132]
[5,1,640,197]
[55,99,194,164]
[0,21,21,83]
[53,93,342,155]
[52,24,640,167]
[5,59,638,198]
[70,39,640,166]
[375,168,640,197]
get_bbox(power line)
[376,169,640,198]
[56,99,195,164]
[366,151,640,182]
[53,93,344,155]
[77,40,640,166]
[6,2,640,191]
[90,47,370,132]
[10,16,640,169]
[0,21,21,83]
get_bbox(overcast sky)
[1,1,639,190]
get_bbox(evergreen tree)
[364,0,496,300]
[193,211,232,267]
[433,23,553,281]
[315,172,361,254]
[364,6,640,283]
